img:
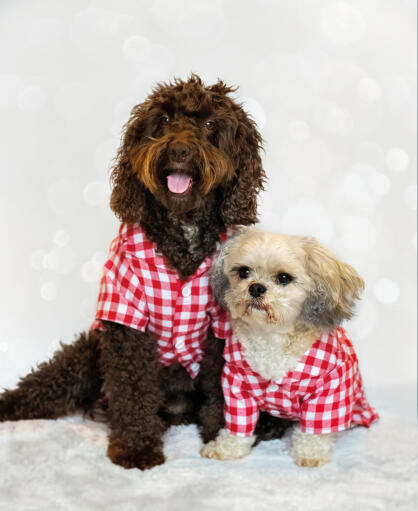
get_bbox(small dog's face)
[110,75,264,220]
[212,230,364,331]
[222,232,310,328]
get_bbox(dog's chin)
[156,185,208,215]
[231,300,279,325]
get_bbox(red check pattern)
[92,223,232,378]
[222,327,379,436]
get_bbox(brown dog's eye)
[160,115,170,125]
[204,120,215,130]
[236,266,251,279]
[276,273,294,285]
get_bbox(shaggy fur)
[201,229,364,467]
[0,76,290,470]
[201,428,255,460]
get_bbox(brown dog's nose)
[249,283,266,298]
[169,142,191,163]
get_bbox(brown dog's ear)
[300,238,365,330]
[109,103,149,223]
[219,105,266,227]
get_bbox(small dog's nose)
[169,142,191,163]
[249,283,267,298]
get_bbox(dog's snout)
[249,283,267,298]
[169,141,191,163]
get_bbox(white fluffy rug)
[1,405,417,511]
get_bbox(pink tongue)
[167,173,192,194]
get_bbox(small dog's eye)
[204,120,215,130]
[237,266,251,279]
[160,115,170,125]
[277,272,293,285]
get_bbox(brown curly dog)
[0,75,291,470]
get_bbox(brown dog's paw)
[107,440,166,470]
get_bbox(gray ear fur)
[300,283,351,330]
[299,237,365,330]
[210,232,245,308]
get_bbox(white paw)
[200,440,228,460]
[200,429,255,461]
[293,454,329,468]
[291,426,334,468]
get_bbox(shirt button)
[176,340,185,350]
[190,362,200,374]
[268,384,279,392]
[182,286,191,297]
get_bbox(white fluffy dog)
[201,229,378,467]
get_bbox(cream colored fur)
[291,426,335,467]
[201,229,364,468]
[200,429,255,460]
[229,320,334,466]
[232,319,320,381]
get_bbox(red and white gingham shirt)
[222,327,379,436]
[92,223,232,378]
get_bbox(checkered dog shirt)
[92,223,232,378]
[222,327,379,436]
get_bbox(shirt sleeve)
[94,241,149,332]
[208,301,233,340]
[299,361,355,434]
[222,364,259,437]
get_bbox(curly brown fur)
[254,413,295,445]
[159,329,291,444]
[0,75,290,469]
[141,194,225,278]
[158,363,198,426]
[99,321,168,470]
[110,74,265,229]
[0,330,102,420]
[194,330,227,443]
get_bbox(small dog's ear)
[210,233,244,308]
[300,238,365,330]
[220,106,266,227]
[110,103,149,223]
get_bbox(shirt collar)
[126,223,223,279]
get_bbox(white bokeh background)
[0,0,416,418]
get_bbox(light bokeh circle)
[40,282,58,301]
[320,1,366,46]
[373,279,400,305]
[357,77,382,102]
[386,147,409,173]
[81,261,102,283]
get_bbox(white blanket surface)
[1,391,416,511]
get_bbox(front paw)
[107,440,165,470]
[294,455,328,468]
[200,429,254,461]
[291,427,334,468]
[200,440,226,460]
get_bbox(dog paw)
[294,456,328,468]
[107,441,166,470]
[200,440,225,460]
[291,427,334,468]
[200,429,254,461]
